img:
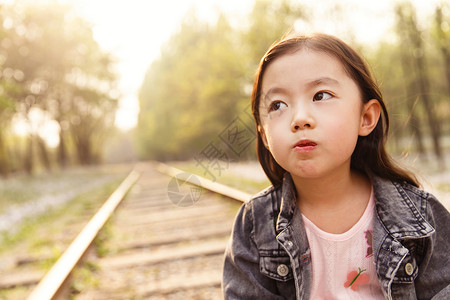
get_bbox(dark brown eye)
[313,92,332,101]
[269,101,287,112]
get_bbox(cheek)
[262,118,285,141]
[325,117,360,152]
[261,109,290,130]
[261,125,283,154]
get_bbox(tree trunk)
[397,4,444,163]
[24,134,34,174]
[406,96,426,155]
[435,6,450,95]
[400,53,426,154]
[37,136,51,171]
[75,135,92,165]
[0,132,10,177]
[410,32,443,161]
[58,125,68,168]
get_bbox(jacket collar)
[275,172,311,274]
[370,175,435,240]
[275,172,435,240]
[276,172,297,233]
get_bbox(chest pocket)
[259,249,294,282]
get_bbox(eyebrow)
[262,77,342,101]
[263,77,341,96]
[307,77,340,88]
[264,87,288,96]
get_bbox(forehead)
[261,49,352,91]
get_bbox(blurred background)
[0,0,448,172]
[0,0,449,221]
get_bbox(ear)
[258,125,270,149]
[359,99,381,136]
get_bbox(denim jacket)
[223,173,450,299]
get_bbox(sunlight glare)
[12,108,60,148]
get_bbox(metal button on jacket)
[277,264,289,276]
[405,263,414,276]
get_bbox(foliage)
[243,0,305,70]
[0,0,449,169]
[137,0,449,163]
[137,0,305,161]
[0,2,118,175]
[138,12,247,160]
[367,1,450,159]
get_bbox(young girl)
[223,33,450,300]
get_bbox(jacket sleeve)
[416,194,450,299]
[222,201,284,300]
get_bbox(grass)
[94,220,113,258]
[0,168,128,300]
[0,165,130,215]
[0,176,124,254]
[70,260,101,297]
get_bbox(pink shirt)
[302,191,385,299]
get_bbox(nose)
[291,104,315,132]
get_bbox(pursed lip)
[293,139,317,153]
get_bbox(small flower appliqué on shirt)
[344,268,369,291]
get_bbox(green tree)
[0,2,118,172]
[0,5,16,176]
[138,12,246,160]
[0,93,15,176]
[433,3,450,95]
[244,0,305,72]
[395,3,443,162]
[138,1,305,162]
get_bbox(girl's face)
[259,49,378,181]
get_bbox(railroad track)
[3,162,250,299]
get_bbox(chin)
[288,165,321,179]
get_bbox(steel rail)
[154,162,252,203]
[27,162,252,299]
[27,170,140,300]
